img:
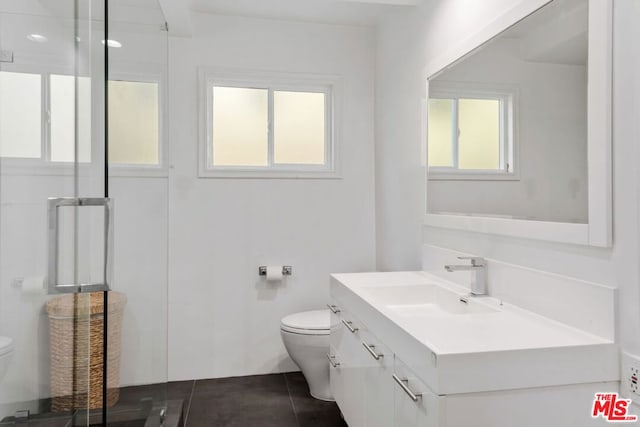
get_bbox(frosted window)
[274,91,325,164]
[50,75,92,162]
[428,94,508,174]
[458,99,500,170]
[108,80,159,165]
[0,72,42,158]
[427,99,454,167]
[212,86,268,167]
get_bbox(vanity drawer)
[329,301,363,352]
[328,344,345,411]
[360,329,394,427]
[393,357,442,427]
[328,300,368,426]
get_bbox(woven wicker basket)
[46,291,127,412]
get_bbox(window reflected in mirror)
[428,94,511,172]
[427,0,588,224]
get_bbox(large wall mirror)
[424,0,612,247]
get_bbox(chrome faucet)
[444,257,487,296]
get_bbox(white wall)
[428,37,588,223]
[167,14,376,381]
[374,6,427,271]
[376,0,640,403]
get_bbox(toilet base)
[281,330,333,402]
[310,391,335,402]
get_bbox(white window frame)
[198,68,342,179]
[0,66,167,177]
[0,66,88,176]
[107,71,168,178]
[427,82,519,181]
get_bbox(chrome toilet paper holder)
[258,266,292,276]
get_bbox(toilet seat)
[0,337,13,357]
[280,310,331,335]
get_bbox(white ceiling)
[0,0,422,37]
[502,0,588,65]
[185,0,420,28]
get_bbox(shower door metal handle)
[47,197,113,294]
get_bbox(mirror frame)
[423,0,612,247]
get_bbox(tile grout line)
[283,373,301,427]
[183,379,197,427]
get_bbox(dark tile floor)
[181,372,347,427]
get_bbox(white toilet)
[280,309,333,401]
[0,336,14,383]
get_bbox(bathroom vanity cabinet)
[329,302,439,427]
[329,304,399,427]
[328,272,619,427]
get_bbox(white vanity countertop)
[330,271,618,394]
[333,271,609,355]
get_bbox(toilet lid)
[0,337,13,357]
[281,310,332,335]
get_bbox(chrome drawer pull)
[362,342,383,360]
[341,319,358,333]
[326,353,340,368]
[393,374,422,402]
[327,304,341,314]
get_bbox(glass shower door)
[0,0,109,424]
[104,0,169,424]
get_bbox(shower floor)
[0,387,183,427]
[0,372,344,427]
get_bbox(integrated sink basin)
[360,283,498,316]
[330,271,618,396]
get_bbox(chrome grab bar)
[393,374,422,402]
[341,319,358,333]
[327,304,341,314]
[362,342,383,360]
[326,353,340,368]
